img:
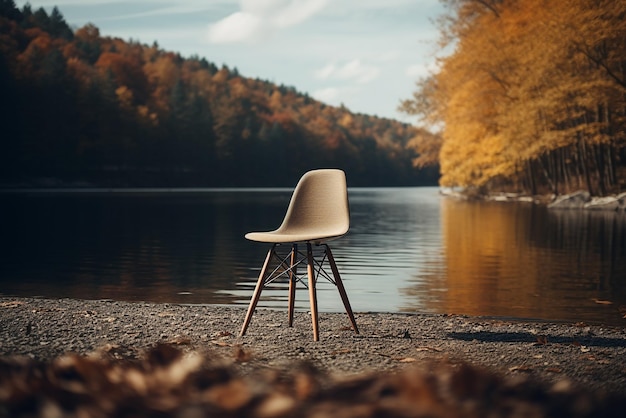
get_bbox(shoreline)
[1,296,625,394]
[3,296,626,416]
[440,188,626,211]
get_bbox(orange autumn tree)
[1,2,436,187]
[402,0,626,196]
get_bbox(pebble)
[1,296,625,396]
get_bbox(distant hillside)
[0,2,438,187]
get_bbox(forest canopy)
[401,0,626,196]
[0,1,438,188]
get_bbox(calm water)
[1,188,625,325]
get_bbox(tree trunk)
[578,138,594,195]
[526,159,537,195]
[594,143,607,196]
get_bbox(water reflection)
[0,191,288,304]
[1,189,625,325]
[332,188,444,311]
[401,199,626,324]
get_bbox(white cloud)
[239,0,328,26]
[314,63,335,80]
[101,4,227,21]
[311,87,339,102]
[207,11,270,44]
[339,60,380,84]
[240,0,287,15]
[315,60,380,84]
[273,0,329,28]
[208,0,329,44]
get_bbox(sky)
[15,0,445,122]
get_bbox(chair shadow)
[447,331,626,348]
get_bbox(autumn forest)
[0,1,438,187]
[403,0,626,196]
[1,0,625,194]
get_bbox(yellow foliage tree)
[403,0,626,195]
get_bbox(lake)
[1,188,625,326]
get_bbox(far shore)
[440,187,626,210]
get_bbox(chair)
[239,169,359,341]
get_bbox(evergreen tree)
[49,6,73,40]
[0,0,21,20]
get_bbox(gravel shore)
[2,296,625,397]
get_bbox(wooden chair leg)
[288,243,298,327]
[325,245,359,334]
[306,243,320,341]
[240,244,275,336]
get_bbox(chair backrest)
[276,169,349,241]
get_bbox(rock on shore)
[440,187,626,210]
[548,190,626,210]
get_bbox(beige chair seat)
[239,169,358,341]
[245,231,345,244]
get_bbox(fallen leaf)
[100,343,120,353]
[592,298,613,305]
[168,336,192,345]
[397,357,416,363]
[580,346,591,353]
[546,367,562,373]
[534,336,548,345]
[416,346,442,352]
[205,379,252,411]
[0,301,25,308]
[234,345,253,362]
[256,394,296,417]
[212,340,230,347]
[509,365,533,373]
